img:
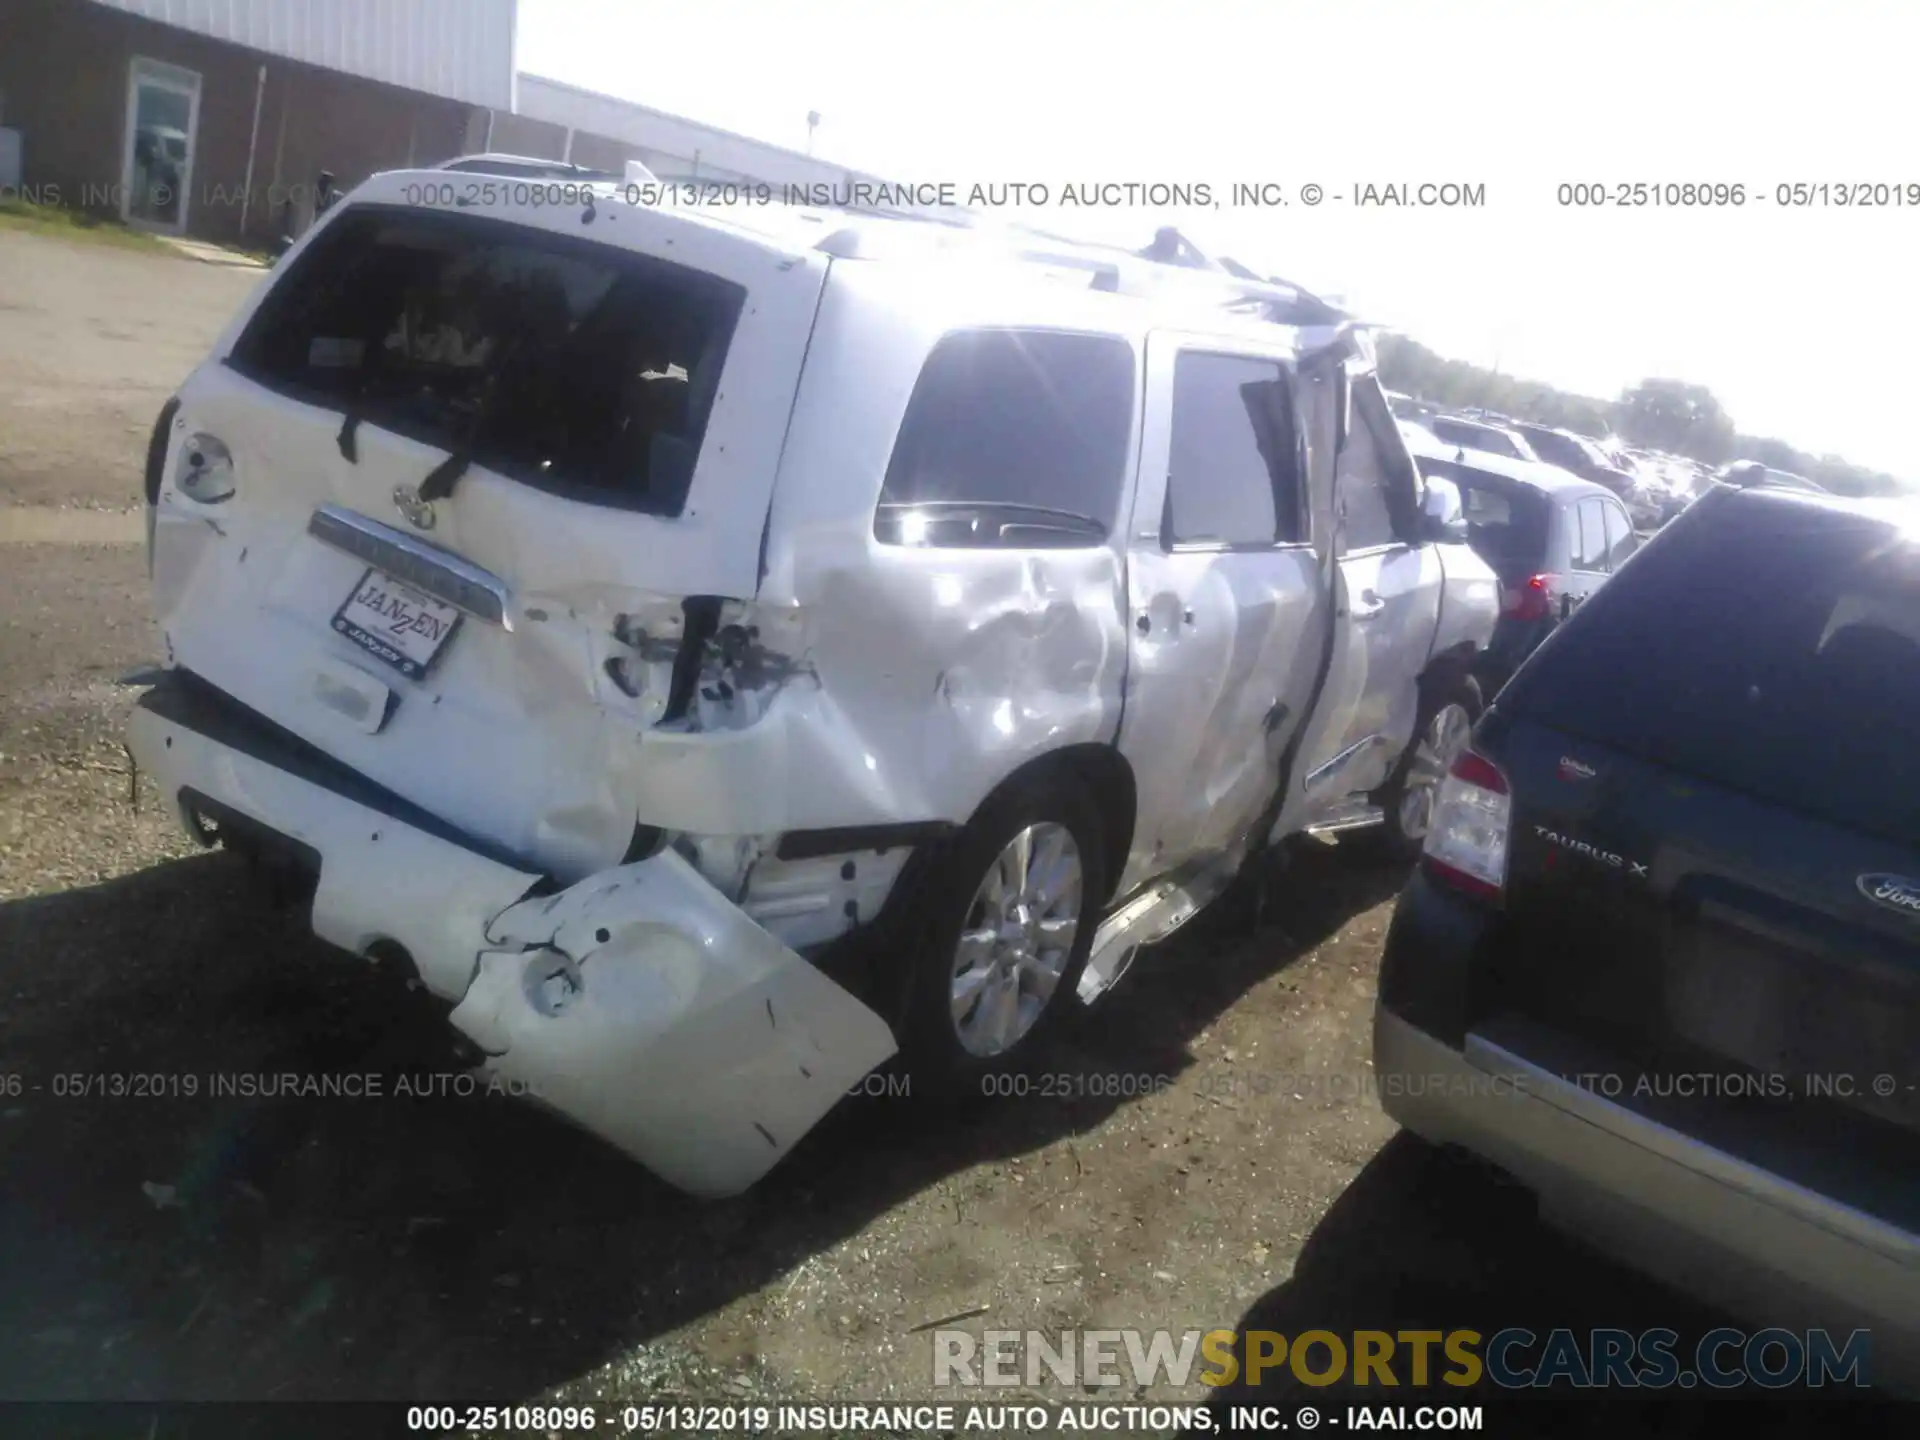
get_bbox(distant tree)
[1733,435,1805,471]
[1615,379,1735,463]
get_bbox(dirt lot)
[0,227,1908,1437]
[0,227,263,512]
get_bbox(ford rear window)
[229,205,745,515]
[1502,490,1920,848]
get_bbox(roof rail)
[808,214,1350,326]
[436,153,621,181]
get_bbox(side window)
[1166,351,1303,547]
[1334,379,1402,552]
[1602,502,1638,569]
[874,328,1135,547]
[1572,498,1610,571]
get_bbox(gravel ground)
[0,226,262,511]
[0,228,1910,1438]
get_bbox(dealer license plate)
[331,567,462,680]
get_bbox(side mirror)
[1420,475,1468,543]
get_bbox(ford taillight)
[1421,750,1511,901]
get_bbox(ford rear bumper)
[127,671,898,1197]
[1375,1006,1920,1392]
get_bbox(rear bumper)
[1375,1006,1920,1390]
[127,671,897,1197]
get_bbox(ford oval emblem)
[392,483,436,531]
[1857,873,1920,918]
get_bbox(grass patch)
[0,196,176,253]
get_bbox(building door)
[122,58,201,233]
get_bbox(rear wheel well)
[966,744,1136,904]
[1419,640,1479,700]
[807,744,1138,1032]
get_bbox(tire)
[895,775,1106,1095]
[1375,669,1483,861]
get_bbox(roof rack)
[810,217,1350,327]
[1131,226,1349,325]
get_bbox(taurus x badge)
[392,484,436,531]
[1857,873,1920,919]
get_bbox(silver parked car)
[1425,414,1542,464]
[128,167,1498,1196]
[1401,427,1640,692]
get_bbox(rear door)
[1115,336,1325,891]
[1600,496,1639,575]
[1478,490,1920,1230]
[1565,496,1611,610]
[151,176,828,878]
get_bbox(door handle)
[1350,599,1385,621]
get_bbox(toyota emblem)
[392,484,436,531]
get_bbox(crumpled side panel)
[615,539,1129,838]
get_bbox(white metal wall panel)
[517,73,856,192]
[89,0,517,109]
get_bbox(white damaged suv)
[129,169,1498,1195]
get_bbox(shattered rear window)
[229,205,746,515]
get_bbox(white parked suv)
[129,168,1499,1195]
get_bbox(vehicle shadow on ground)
[1204,1135,1912,1434]
[0,839,1406,1403]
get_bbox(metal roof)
[90,0,517,109]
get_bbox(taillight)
[1421,749,1511,901]
[1501,573,1556,621]
[173,433,237,504]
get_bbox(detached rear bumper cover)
[127,676,898,1198]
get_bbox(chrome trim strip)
[1462,1032,1920,1265]
[1304,732,1383,791]
[1305,804,1386,838]
[307,504,512,631]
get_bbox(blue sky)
[520,0,1920,478]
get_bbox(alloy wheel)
[949,823,1083,1057]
